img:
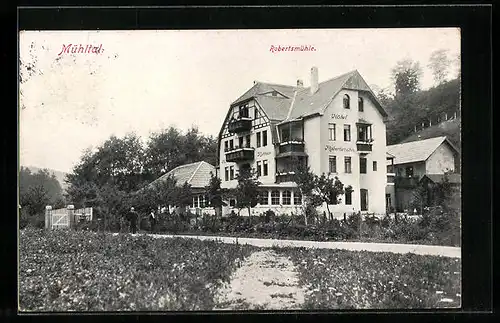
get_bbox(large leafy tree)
[391,58,423,98]
[428,49,451,86]
[143,126,217,181]
[66,133,146,196]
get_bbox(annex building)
[216,67,390,216]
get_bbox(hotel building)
[216,67,389,216]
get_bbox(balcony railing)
[356,139,373,152]
[394,176,420,188]
[225,147,255,163]
[275,171,296,184]
[228,117,252,133]
[276,141,307,158]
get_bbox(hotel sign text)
[331,114,348,120]
[325,145,356,153]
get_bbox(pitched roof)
[150,161,215,189]
[420,173,461,184]
[231,70,387,125]
[387,136,453,165]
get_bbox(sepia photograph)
[19,28,461,311]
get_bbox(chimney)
[310,67,318,94]
[297,79,304,87]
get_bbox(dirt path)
[213,250,305,310]
[143,233,461,258]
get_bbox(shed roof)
[387,136,456,165]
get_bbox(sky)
[19,28,460,173]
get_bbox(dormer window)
[358,97,364,112]
[239,105,249,118]
[272,91,277,96]
[343,94,350,109]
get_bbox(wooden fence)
[45,205,93,230]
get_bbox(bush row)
[74,208,460,247]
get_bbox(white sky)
[19,28,460,173]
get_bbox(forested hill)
[383,78,460,146]
[398,117,461,151]
[21,166,69,192]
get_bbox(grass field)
[19,228,461,311]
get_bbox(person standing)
[128,207,139,234]
[149,209,157,233]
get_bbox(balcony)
[225,147,255,163]
[276,141,307,159]
[276,171,296,184]
[395,176,420,188]
[228,117,252,133]
[356,139,373,152]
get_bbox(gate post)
[45,205,52,229]
[67,205,75,229]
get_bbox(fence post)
[67,205,75,229]
[45,205,52,229]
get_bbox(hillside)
[399,117,461,152]
[384,78,460,146]
[21,166,69,192]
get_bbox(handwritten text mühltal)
[58,44,104,56]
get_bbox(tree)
[143,126,218,181]
[428,49,451,86]
[233,166,261,217]
[391,58,423,98]
[294,161,349,224]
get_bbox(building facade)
[386,136,460,212]
[217,68,389,216]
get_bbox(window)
[271,190,280,205]
[360,157,367,174]
[229,139,234,150]
[192,196,198,208]
[224,141,228,152]
[345,189,352,205]
[225,167,229,181]
[230,166,234,180]
[256,132,261,147]
[262,130,268,146]
[358,97,364,112]
[238,136,244,148]
[344,157,352,173]
[294,191,302,205]
[245,134,251,148]
[240,105,249,118]
[343,94,350,109]
[329,192,338,205]
[360,189,368,211]
[282,190,291,205]
[254,108,259,119]
[256,161,262,177]
[357,124,372,142]
[199,195,205,208]
[229,198,236,207]
[329,156,337,173]
[328,123,336,141]
[263,160,268,176]
[258,191,268,205]
[373,161,378,171]
[406,166,414,178]
[344,125,351,141]
[272,91,277,96]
